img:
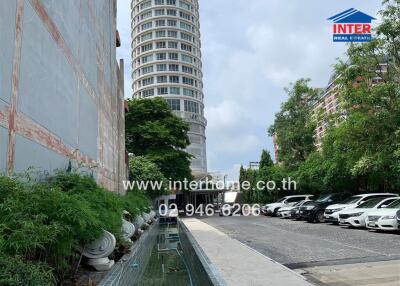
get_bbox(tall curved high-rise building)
[131,0,207,177]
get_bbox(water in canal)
[138,224,192,286]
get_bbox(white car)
[277,200,311,218]
[262,195,314,216]
[324,193,398,223]
[338,197,399,228]
[365,198,400,231]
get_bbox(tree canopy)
[268,79,319,171]
[125,98,193,182]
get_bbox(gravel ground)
[198,215,400,269]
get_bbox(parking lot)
[198,215,400,285]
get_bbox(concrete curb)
[181,218,314,286]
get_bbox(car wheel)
[315,211,325,223]
[273,208,279,217]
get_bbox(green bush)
[0,255,54,286]
[124,191,151,217]
[0,171,151,284]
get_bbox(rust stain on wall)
[2,0,127,192]
[7,0,24,176]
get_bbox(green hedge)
[0,171,150,285]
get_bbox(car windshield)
[276,197,286,203]
[340,196,361,204]
[386,199,400,208]
[356,197,383,208]
[316,195,332,202]
[304,200,313,205]
[293,201,303,206]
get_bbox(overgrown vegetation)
[0,171,150,285]
[241,0,400,202]
[129,156,168,199]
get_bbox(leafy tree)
[268,79,318,170]
[129,156,168,199]
[320,1,400,192]
[125,98,193,182]
[239,165,258,203]
[259,149,274,169]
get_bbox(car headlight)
[306,206,315,210]
[332,207,345,213]
[382,215,395,220]
[348,212,364,217]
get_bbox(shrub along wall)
[0,171,150,285]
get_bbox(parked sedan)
[338,197,399,228]
[299,193,349,223]
[324,193,398,224]
[277,200,312,218]
[290,200,315,220]
[365,198,400,231]
[261,195,314,216]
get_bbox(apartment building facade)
[131,0,207,177]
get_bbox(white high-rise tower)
[131,0,207,176]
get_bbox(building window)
[155,0,164,5]
[143,89,154,97]
[156,20,166,26]
[180,32,192,41]
[168,30,178,38]
[142,66,154,74]
[156,41,166,49]
[166,0,176,5]
[180,22,192,31]
[168,52,178,60]
[183,88,194,97]
[182,77,194,86]
[142,77,154,86]
[157,76,168,83]
[182,65,193,74]
[170,87,180,95]
[167,9,177,16]
[184,100,199,113]
[142,54,153,63]
[179,11,191,20]
[155,30,166,38]
[141,43,153,52]
[181,54,192,63]
[167,20,177,27]
[179,1,191,11]
[141,11,152,20]
[169,64,179,71]
[169,76,180,83]
[141,32,153,41]
[168,41,178,49]
[167,99,180,110]
[158,87,168,95]
[140,1,151,10]
[154,9,165,16]
[141,22,153,30]
[156,53,167,60]
[156,64,167,71]
[181,43,192,52]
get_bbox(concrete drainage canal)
[99,220,224,286]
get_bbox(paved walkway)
[300,260,400,286]
[181,218,313,286]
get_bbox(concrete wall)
[0,0,126,193]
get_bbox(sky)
[116,0,382,181]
